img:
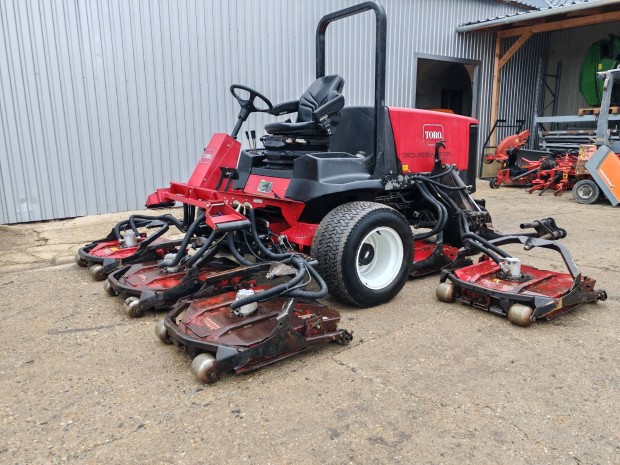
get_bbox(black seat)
[265,75,345,137]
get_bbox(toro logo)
[200,149,215,164]
[423,124,444,146]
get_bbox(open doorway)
[415,58,476,117]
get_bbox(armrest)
[312,95,345,121]
[268,100,299,116]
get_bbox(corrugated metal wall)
[0,0,527,224]
[545,21,620,116]
[498,32,550,142]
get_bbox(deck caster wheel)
[75,253,88,267]
[436,282,455,303]
[123,296,145,318]
[191,353,217,383]
[103,280,118,297]
[88,264,106,281]
[155,319,171,344]
[507,304,534,327]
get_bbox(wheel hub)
[358,243,375,266]
[577,184,593,198]
[356,226,403,290]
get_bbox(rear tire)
[572,179,600,204]
[489,178,499,189]
[312,202,412,307]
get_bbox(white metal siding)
[498,32,550,142]
[0,0,526,223]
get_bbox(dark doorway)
[416,58,475,117]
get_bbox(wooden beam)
[489,31,531,146]
[498,32,532,70]
[566,8,602,17]
[498,10,620,38]
[489,34,502,147]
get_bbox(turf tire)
[311,202,412,307]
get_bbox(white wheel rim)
[356,226,403,290]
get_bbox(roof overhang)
[458,0,620,37]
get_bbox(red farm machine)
[485,130,541,188]
[484,129,580,195]
[76,2,606,383]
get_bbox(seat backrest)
[329,107,375,155]
[297,75,345,123]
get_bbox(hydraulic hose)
[230,256,308,310]
[227,233,255,266]
[422,164,456,180]
[114,218,149,240]
[453,211,507,264]
[183,229,220,268]
[408,176,468,191]
[413,183,448,240]
[431,183,462,213]
[245,205,292,260]
[159,212,206,268]
[288,259,329,299]
[461,233,510,260]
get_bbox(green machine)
[579,35,620,107]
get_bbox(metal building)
[0,0,616,223]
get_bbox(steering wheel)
[230,84,273,113]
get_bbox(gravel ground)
[0,183,618,464]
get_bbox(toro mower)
[78,2,606,382]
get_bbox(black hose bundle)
[457,212,509,264]
[227,233,255,266]
[413,183,448,240]
[245,206,292,260]
[229,255,327,310]
[159,212,207,268]
[183,229,221,268]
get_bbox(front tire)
[312,202,412,307]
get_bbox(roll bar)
[316,1,387,166]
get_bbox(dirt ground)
[0,183,618,465]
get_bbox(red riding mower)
[77,2,606,382]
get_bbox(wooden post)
[490,34,502,147]
[489,31,533,146]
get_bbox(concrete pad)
[0,184,618,464]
